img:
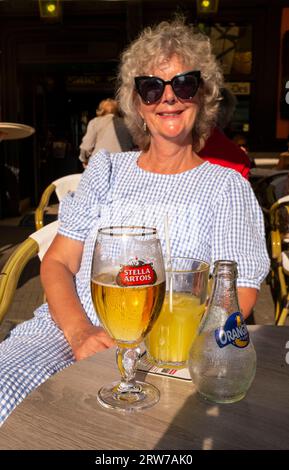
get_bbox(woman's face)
[137,55,200,146]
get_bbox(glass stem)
[116,346,142,393]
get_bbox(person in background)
[276,134,289,170]
[232,132,249,154]
[79,98,134,167]
[199,88,251,179]
[0,18,269,425]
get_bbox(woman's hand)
[69,324,116,361]
[41,235,116,362]
[237,287,258,319]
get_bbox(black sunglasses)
[134,70,201,104]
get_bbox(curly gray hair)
[117,19,224,151]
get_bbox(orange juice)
[145,292,205,367]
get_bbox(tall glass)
[145,257,209,369]
[91,226,166,411]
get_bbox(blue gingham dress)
[0,150,270,425]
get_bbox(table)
[0,122,35,140]
[253,158,279,168]
[249,167,288,179]
[0,325,289,450]
[249,168,289,195]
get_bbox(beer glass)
[145,257,209,368]
[91,226,165,411]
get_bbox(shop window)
[197,23,252,76]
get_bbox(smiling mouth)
[157,110,183,117]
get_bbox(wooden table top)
[0,122,35,140]
[249,167,288,179]
[1,325,289,450]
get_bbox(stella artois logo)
[116,258,157,287]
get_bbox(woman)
[78,98,134,167]
[0,19,269,424]
[199,88,251,179]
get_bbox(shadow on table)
[154,390,274,450]
[153,392,240,450]
[154,336,289,450]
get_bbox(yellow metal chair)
[268,195,289,325]
[252,172,289,324]
[35,174,81,230]
[252,170,289,235]
[0,221,58,326]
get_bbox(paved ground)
[0,223,40,341]
[0,208,276,342]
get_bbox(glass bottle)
[188,260,256,403]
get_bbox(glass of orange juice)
[145,257,209,369]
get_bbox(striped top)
[36,149,270,326]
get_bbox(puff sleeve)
[57,150,112,242]
[211,172,270,289]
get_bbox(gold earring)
[143,121,147,132]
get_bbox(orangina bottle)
[188,260,256,403]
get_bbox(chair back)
[254,171,289,213]
[53,174,82,201]
[35,174,81,230]
[267,197,289,325]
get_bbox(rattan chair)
[268,195,289,325]
[35,174,81,230]
[252,172,289,324]
[0,221,58,325]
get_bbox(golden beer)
[145,292,206,367]
[91,276,165,347]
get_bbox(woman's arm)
[237,287,258,319]
[41,234,115,361]
[211,172,269,320]
[79,118,98,156]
